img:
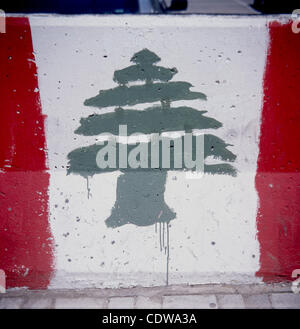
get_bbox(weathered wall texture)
[0,15,299,289]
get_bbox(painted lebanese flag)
[0,16,299,289]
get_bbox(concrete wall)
[0,15,299,290]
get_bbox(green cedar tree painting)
[67,49,236,281]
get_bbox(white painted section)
[30,15,268,289]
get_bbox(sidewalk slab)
[162,294,218,309]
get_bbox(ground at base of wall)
[0,283,299,309]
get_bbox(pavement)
[0,283,300,309]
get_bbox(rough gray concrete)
[108,297,135,309]
[270,293,300,309]
[217,294,245,309]
[55,297,106,309]
[1,283,300,309]
[162,294,218,309]
[243,294,272,309]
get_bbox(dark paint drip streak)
[86,176,91,199]
[0,18,53,289]
[166,223,170,286]
[162,222,165,250]
[157,221,170,285]
[256,21,300,282]
[159,222,162,252]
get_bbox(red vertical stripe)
[256,21,300,282]
[0,17,54,289]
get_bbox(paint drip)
[86,176,91,199]
[157,221,170,285]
